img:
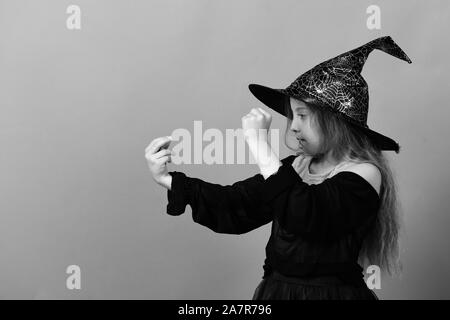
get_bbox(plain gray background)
[1,0,449,299]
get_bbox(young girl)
[145,36,411,300]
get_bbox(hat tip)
[248,84,257,94]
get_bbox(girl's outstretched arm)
[165,155,294,235]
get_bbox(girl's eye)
[297,114,306,118]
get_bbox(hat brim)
[248,83,293,117]
[355,125,401,153]
[248,83,401,153]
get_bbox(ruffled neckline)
[292,153,349,182]
[306,156,337,177]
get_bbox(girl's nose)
[290,122,300,132]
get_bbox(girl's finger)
[258,107,270,117]
[145,138,161,154]
[149,137,172,154]
[146,136,172,154]
[159,148,173,157]
[155,155,170,165]
[151,148,172,159]
[146,136,165,153]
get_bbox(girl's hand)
[145,136,174,189]
[241,108,280,178]
[241,107,272,141]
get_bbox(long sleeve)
[166,156,294,235]
[260,158,381,241]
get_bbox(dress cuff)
[166,171,190,216]
[260,160,302,204]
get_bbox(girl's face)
[289,97,322,155]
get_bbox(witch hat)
[249,35,412,153]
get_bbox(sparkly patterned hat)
[249,35,412,153]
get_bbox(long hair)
[283,95,404,277]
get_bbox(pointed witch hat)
[249,35,412,153]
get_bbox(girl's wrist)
[244,128,268,144]
[246,137,281,178]
[260,162,281,179]
[157,174,172,191]
[258,153,282,179]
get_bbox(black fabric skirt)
[252,271,378,300]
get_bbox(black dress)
[166,155,380,300]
